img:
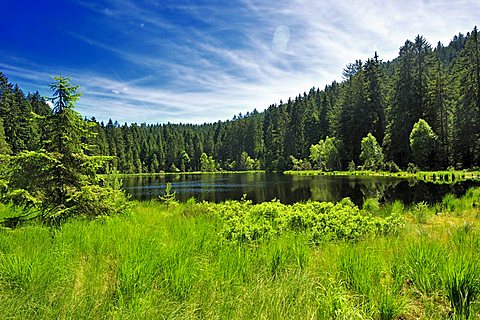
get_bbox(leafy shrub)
[215,198,404,243]
[363,198,381,214]
[348,160,356,172]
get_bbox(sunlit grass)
[0,190,479,318]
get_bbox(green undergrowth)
[212,197,404,243]
[0,190,480,319]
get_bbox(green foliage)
[214,198,404,243]
[200,152,216,172]
[384,160,400,173]
[406,162,419,173]
[158,182,178,207]
[309,136,343,171]
[347,160,356,171]
[0,77,128,224]
[363,197,381,214]
[442,188,480,215]
[238,151,255,170]
[0,119,11,155]
[289,155,312,171]
[0,189,479,318]
[410,119,438,169]
[410,201,431,224]
[360,133,384,170]
[442,255,480,319]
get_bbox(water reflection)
[122,173,480,205]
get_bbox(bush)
[63,185,129,220]
[363,197,381,214]
[215,198,404,243]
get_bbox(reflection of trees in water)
[307,176,404,205]
[122,173,480,205]
[355,178,403,204]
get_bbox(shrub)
[363,198,381,214]
[215,198,404,243]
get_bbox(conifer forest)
[2,28,480,173]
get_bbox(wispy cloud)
[3,0,480,124]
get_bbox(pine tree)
[1,76,127,224]
[426,59,452,167]
[453,27,480,167]
[0,119,11,154]
[364,52,386,143]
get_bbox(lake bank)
[284,169,480,183]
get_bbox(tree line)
[1,27,480,172]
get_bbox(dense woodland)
[1,27,480,173]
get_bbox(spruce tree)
[1,76,127,224]
[453,27,480,167]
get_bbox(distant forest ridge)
[1,26,480,173]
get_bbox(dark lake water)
[122,173,480,206]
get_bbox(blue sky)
[1,0,479,124]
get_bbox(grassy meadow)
[1,190,480,319]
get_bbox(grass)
[284,169,480,184]
[0,190,480,319]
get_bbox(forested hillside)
[1,27,480,173]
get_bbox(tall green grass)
[0,189,479,318]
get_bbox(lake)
[122,173,480,205]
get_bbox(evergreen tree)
[0,119,11,154]
[335,60,369,163]
[1,76,127,223]
[0,76,26,154]
[453,27,480,167]
[384,41,413,166]
[426,59,452,167]
[364,52,386,142]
